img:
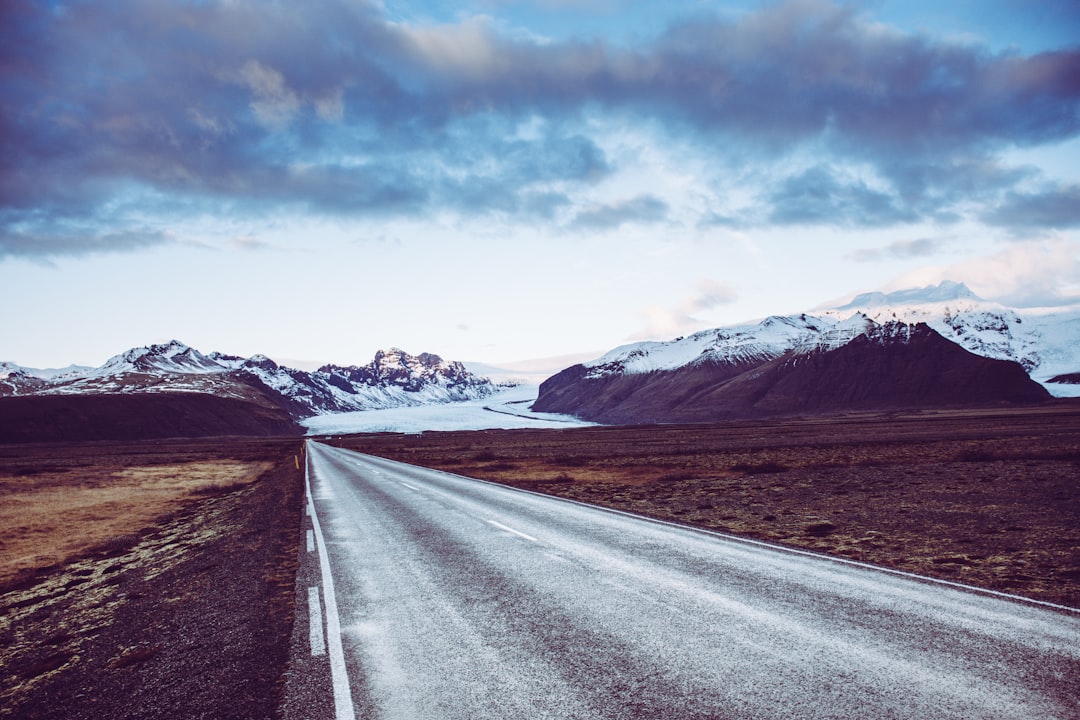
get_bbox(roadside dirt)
[0,437,304,720]
[328,403,1080,609]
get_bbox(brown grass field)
[0,437,304,720]
[326,403,1080,609]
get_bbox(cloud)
[689,278,738,311]
[851,238,947,263]
[629,278,738,340]
[887,239,1080,308]
[0,227,174,261]
[1,0,1079,257]
[983,184,1080,230]
[227,236,273,251]
[233,60,302,129]
[766,166,919,227]
[569,194,668,230]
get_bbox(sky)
[2,0,1079,370]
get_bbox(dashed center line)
[399,482,420,491]
[487,519,538,543]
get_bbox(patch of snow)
[301,385,593,434]
[583,314,838,378]
[0,363,94,380]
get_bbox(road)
[294,441,1079,720]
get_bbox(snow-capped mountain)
[534,317,1051,424]
[1,342,497,419]
[95,340,225,376]
[578,312,876,381]
[320,348,491,397]
[556,282,1079,397]
[819,281,1080,393]
[0,362,43,396]
[534,282,1073,423]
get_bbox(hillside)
[534,322,1051,424]
[0,394,302,443]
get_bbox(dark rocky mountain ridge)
[0,343,495,442]
[534,322,1051,424]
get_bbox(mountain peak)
[833,281,980,311]
[98,340,223,376]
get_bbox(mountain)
[236,347,496,416]
[95,339,225,376]
[820,282,1080,392]
[1,342,497,442]
[1,362,45,396]
[533,285,1061,424]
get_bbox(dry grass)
[0,460,270,590]
[0,437,303,719]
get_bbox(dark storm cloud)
[983,185,1080,229]
[766,166,919,226]
[2,0,1078,257]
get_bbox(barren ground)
[0,437,304,720]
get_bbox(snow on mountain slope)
[584,315,826,377]
[303,384,592,434]
[0,362,25,381]
[2,341,498,417]
[239,348,497,416]
[94,340,226,377]
[821,282,1080,397]
[582,313,876,379]
[564,282,1080,400]
[535,319,1050,424]
[0,362,93,380]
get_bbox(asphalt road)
[296,441,1079,720]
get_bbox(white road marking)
[306,444,357,720]
[486,519,538,543]
[399,482,420,491]
[308,586,326,656]
[306,529,315,553]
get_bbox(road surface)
[290,441,1079,720]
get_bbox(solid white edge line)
[308,586,326,656]
[306,529,315,553]
[487,519,538,543]
[306,442,357,720]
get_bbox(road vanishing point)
[285,441,1079,720]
